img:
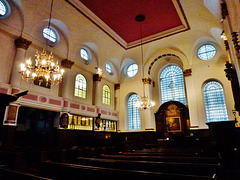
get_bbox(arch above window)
[103,85,111,105]
[0,0,11,19]
[75,74,87,99]
[203,81,228,122]
[160,65,186,105]
[128,94,141,130]
[42,26,60,46]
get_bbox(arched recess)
[28,18,69,60]
[2,0,24,35]
[146,48,188,78]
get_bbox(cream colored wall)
[0,0,121,123]
[0,0,239,130]
[117,0,239,132]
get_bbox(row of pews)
[39,147,222,180]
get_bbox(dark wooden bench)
[75,156,220,177]
[0,166,52,180]
[40,161,217,180]
[100,154,221,164]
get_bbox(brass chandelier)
[134,14,155,110]
[19,0,64,87]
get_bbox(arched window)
[160,65,186,105]
[203,81,228,122]
[103,85,111,105]
[75,74,87,98]
[128,94,141,130]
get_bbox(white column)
[114,84,120,111]
[60,59,74,100]
[141,78,155,131]
[183,69,199,127]
[10,37,32,87]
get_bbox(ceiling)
[67,0,190,49]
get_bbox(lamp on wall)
[19,0,64,87]
[134,14,155,110]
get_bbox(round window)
[43,26,60,46]
[80,48,91,63]
[0,0,11,19]
[197,44,216,60]
[126,63,138,77]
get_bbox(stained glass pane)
[203,81,228,122]
[160,65,186,105]
[128,94,141,130]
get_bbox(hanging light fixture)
[134,14,155,110]
[19,0,64,87]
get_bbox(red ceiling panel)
[79,0,182,43]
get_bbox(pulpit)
[155,101,190,139]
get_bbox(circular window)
[197,44,216,60]
[0,0,11,19]
[80,48,91,63]
[106,63,112,74]
[43,26,60,46]
[126,63,138,77]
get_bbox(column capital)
[14,36,32,50]
[115,84,120,90]
[142,77,152,84]
[183,68,192,77]
[61,59,74,69]
[93,74,102,81]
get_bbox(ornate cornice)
[14,36,32,50]
[93,74,102,81]
[142,77,152,84]
[221,2,228,19]
[232,32,240,53]
[183,68,192,77]
[61,59,74,69]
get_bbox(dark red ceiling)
[78,0,183,44]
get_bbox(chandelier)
[20,50,64,86]
[19,0,64,87]
[135,14,155,110]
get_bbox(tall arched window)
[103,85,111,105]
[203,81,228,122]
[160,65,186,105]
[128,94,141,130]
[75,74,87,98]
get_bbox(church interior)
[0,0,240,179]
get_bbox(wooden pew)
[0,166,52,180]
[100,154,221,164]
[40,161,217,180]
[75,156,220,177]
